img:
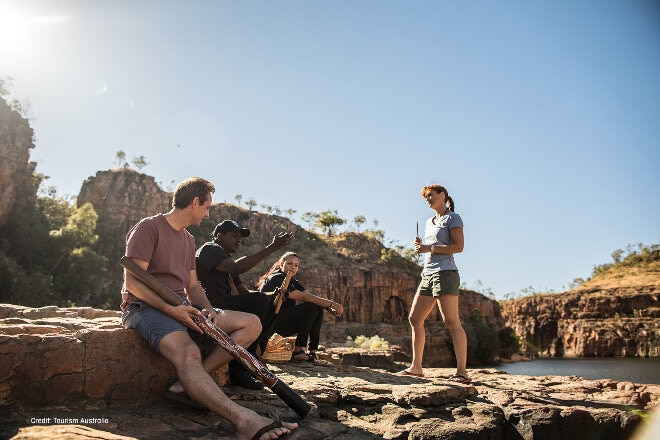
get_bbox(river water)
[493,358,660,385]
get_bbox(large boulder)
[0,304,177,407]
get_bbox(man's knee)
[160,333,203,367]
[246,313,262,337]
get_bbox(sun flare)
[0,3,29,56]
[0,3,68,60]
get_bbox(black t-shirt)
[259,269,305,309]
[195,241,242,306]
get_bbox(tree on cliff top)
[0,76,10,96]
[131,155,148,171]
[0,76,34,119]
[115,150,127,167]
[353,215,366,232]
[315,209,346,236]
[245,198,257,211]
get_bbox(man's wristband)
[430,245,435,254]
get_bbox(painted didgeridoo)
[120,256,311,418]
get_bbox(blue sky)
[2,0,659,299]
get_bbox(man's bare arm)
[215,232,292,274]
[124,257,205,332]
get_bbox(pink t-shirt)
[121,214,195,310]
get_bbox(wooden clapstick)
[272,271,294,314]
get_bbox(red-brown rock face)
[0,98,37,226]
[501,285,660,357]
[0,304,177,407]
[77,169,170,264]
[73,171,505,368]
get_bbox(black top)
[196,241,243,306]
[259,269,306,309]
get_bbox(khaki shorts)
[416,270,460,297]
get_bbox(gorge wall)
[78,170,503,328]
[500,260,660,357]
[0,98,37,226]
[75,171,507,366]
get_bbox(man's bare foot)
[236,414,298,440]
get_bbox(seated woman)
[258,251,344,362]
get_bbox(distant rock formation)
[1,304,657,440]
[0,98,37,226]
[77,169,170,265]
[501,261,660,357]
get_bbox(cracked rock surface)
[2,363,657,440]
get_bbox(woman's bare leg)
[437,294,468,377]
[406,294,437,374]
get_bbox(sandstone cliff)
[1,304,657,440]
[74,171,507,366]
[0,98,38,226]
[77,171,502,326]
[77,169,171,266]
[501,258,660,357]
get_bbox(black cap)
[212,220,250,237]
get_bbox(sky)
[1,0,659,299]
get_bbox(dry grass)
[576,260,660,291]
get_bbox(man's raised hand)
[271,232,293,249]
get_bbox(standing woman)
[400,184,470,383]
[258,251,344,362]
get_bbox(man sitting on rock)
[196,220,293,389]
[121,177,297,440]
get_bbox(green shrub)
[463,310,501,365]
[498,327,521,359]
[345,335,390,350]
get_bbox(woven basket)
[263,334,294,363]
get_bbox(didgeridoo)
[120,256,311,418]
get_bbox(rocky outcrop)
[77,169,170,265]
[74,171,504,327]
[501,263,660,357]
[0,97,38,226]
[0,304,176,407]
[73,172,506,368]
[1,305,657,440]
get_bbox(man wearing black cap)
[196,220,292,389]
